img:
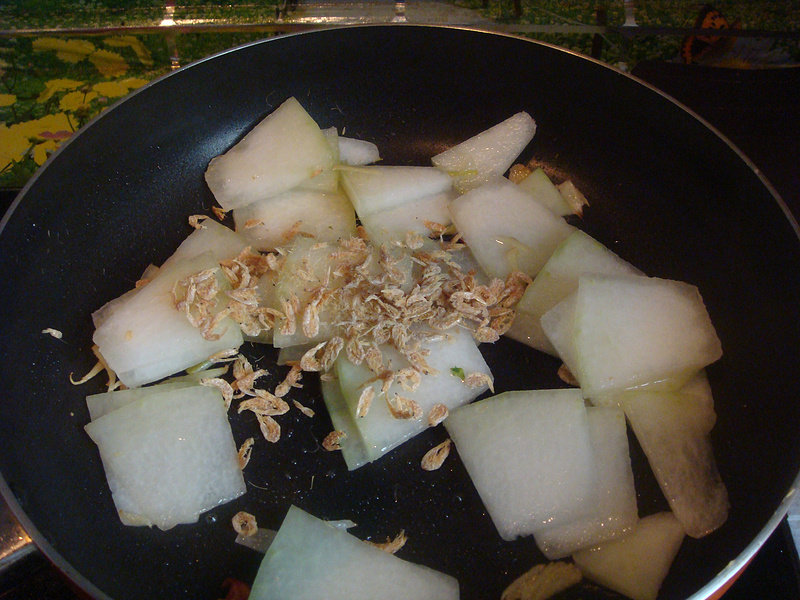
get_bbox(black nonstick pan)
[1,25,799,600]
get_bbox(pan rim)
[1,23,798,600]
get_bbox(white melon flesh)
[91,286,140,330]
[268,237,342,347]
[571,275,723,398]
[92,222,248,329]
[359,190,454,248]
[321,376,371,470]
[516,168,573,216]
[534,407,638,559]
[621,389,728,538]
[572,512,686,600]
[205,97,336,211]
[160,218,249,271]
[322,125,340,159]
[233,189,356,251]
[86,366,229,419]
[592,371,717,434]
[292,127,341,192]
[269,238,413,348]
[86,381,195,421]
[295,169,340,194]
[93,252,243,388]
[333,327,492,468]
[84,385,245,530]
[93,264,160,325]
[338,136,381,165]
[339,165,452,218]
[432,111,536,191]
[445,389,596,540]
[249,505,459,600]
[540,293,580,375]
[511,230,640,355]
[448,179,575,279]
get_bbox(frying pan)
[1,25,799,600]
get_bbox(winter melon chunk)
[268,237,413,348]
[621,387,728,537]
[448,179,575,279]
[320,375,371,470]
[159,219,249,271]
[445,389,596,540]
[205,97,336,211]
[572,512,686,600]
[338,135,381,166]
[333,327,492,467]
[92,221,248,329]
[249,505,459,600]
[574,274,722,397]
[432,111,536,191]
[540,293,580,374]
[84,385,245,530]
[534,406,638,559]
[359,190,454,248]
[516,167,573,216]
[507,230,640,355]
[86,381,195,421]
[546,274,722,398]
[339,165,452,218]
[233,189,356,251]
[92,252,243,388]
